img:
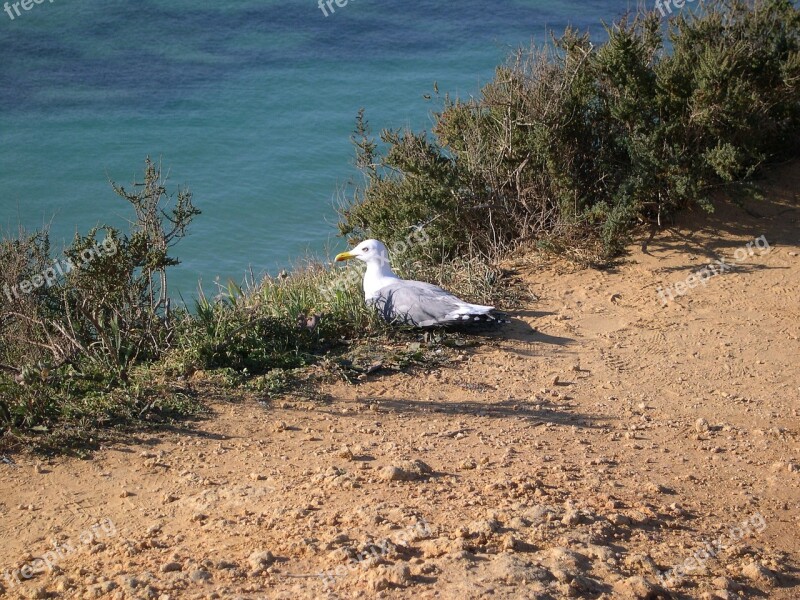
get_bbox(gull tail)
[444,304,510,326]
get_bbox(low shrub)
[338,0,800,263]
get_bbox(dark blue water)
[1,0,634,297]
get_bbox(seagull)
[334,239,507,327]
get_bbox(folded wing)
[371,280,501,327]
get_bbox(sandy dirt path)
[1,164,798,599]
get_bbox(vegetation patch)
[338,0,800,264]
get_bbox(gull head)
[334,239,391,268]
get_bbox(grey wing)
[372,281,492,327]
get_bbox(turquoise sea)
[1,0,633,298]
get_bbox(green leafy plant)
[339,0,800,263]
[0,158,200,432]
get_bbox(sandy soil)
[0,163,798,600]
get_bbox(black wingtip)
[442,311,511,328]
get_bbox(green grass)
[0,242,505,452]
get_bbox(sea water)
[0,0,633,298]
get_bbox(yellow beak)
[334,251,356,262]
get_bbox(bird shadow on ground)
[124,425,231,446]
[463,314,575,349]
[316,396,609,430]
